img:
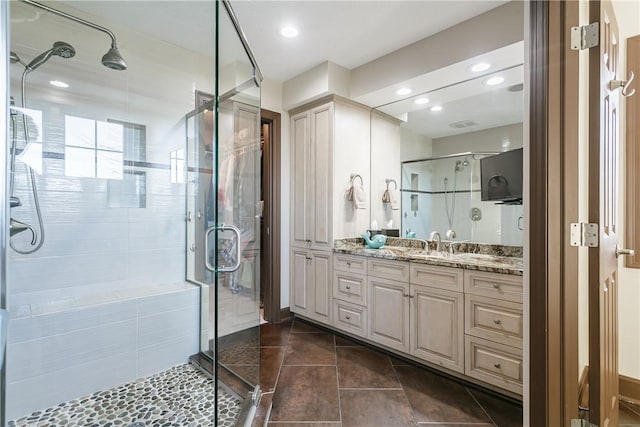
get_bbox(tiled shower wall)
[6,91,200,420]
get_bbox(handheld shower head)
[26,41,75,71]
[101,46,127,70]
[52,41,76,58]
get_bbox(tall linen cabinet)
[289,96,371,324]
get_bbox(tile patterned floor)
[226,316,526,427]
[8,364,240,427]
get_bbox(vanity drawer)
[410,263,463,292]
[334,254,367,274]
[465,295,523,348]
[465,336,523,395]
[464,270,523,303]
[333,299,367,338]
[367,258,410,282]
[333,270,367,305]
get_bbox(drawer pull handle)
[347,261,351,266]
[493,283,501,289]
[346,285,351,290]
[493,319,502,325]
[494,363,501,369]
[345,315,351,320]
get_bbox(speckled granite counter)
[334,238,523,276]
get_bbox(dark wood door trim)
[261,108,282,323]
[529,1,580,425]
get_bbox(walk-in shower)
[401,152,524,245]
[2,0,262,425]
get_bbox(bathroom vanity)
[291,238,524,397]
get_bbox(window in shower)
[64,115,124,179]
[170,148,185,184]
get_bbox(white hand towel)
[389,189,400,210]
[353,185,367,209]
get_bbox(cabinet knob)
[493,283,501,289]
[305,256,312,261]
[346,285,351,290]
[494,363,501,369]
[345,315,351,320]
[409,295,415,299]
[346,261,351,266]
[403,293,410,298]
[493,319,502,325]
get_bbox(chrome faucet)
[429,231,441,252]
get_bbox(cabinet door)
[411,285,464,373]
[368,276,410,352]
[310,251,332,324]
[291,249,311,316]
[310,103,333,250]
[291,111,311,248]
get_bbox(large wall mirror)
[370,42,524,246]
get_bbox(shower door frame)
[0,1,9,425]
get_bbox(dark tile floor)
[221,316,525,427]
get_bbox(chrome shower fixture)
[26,41,76,71]
[10,51,27,67]
[454,158,470,172]
[20,0,128,70]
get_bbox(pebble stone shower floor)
[8,364,241,427]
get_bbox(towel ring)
[350,174,363,186]
[385,179,398,190]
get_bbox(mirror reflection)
[372,59,524,246]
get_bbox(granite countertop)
[334,238,523,276]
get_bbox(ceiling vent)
[508,83,524,92]
[449,120,478,129]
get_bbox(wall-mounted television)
[480,148,523,204]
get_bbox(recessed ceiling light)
[280,26,299,38]
[414,97,429,105]
[395,87,412,96]
[470,62,491,72]
[49,80,69,88]
[430,105,443,112]
[484,76,505,86]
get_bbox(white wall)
[431,123,524,156]
[370,112,401,232]
[400,126,432,162]
[612,0,640,380]
[333,102,371,239]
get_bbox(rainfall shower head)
[26,41,76,71]
[101,46,127,70]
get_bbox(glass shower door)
[186,1,262,424]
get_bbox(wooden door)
[291,111,310,248]
[588,0,621,424]
[410,285,463,373]
[310,251,332,323]
[368,276,410,352]
[291,249,311,316]
[310,103,333,250]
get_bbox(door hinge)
[570,223,599,247]
[571,22,599,50]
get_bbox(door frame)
[529,1,581,425]
[260,108,283,323]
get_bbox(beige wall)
[613,0,640,380]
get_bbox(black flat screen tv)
[480,148,523,204]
